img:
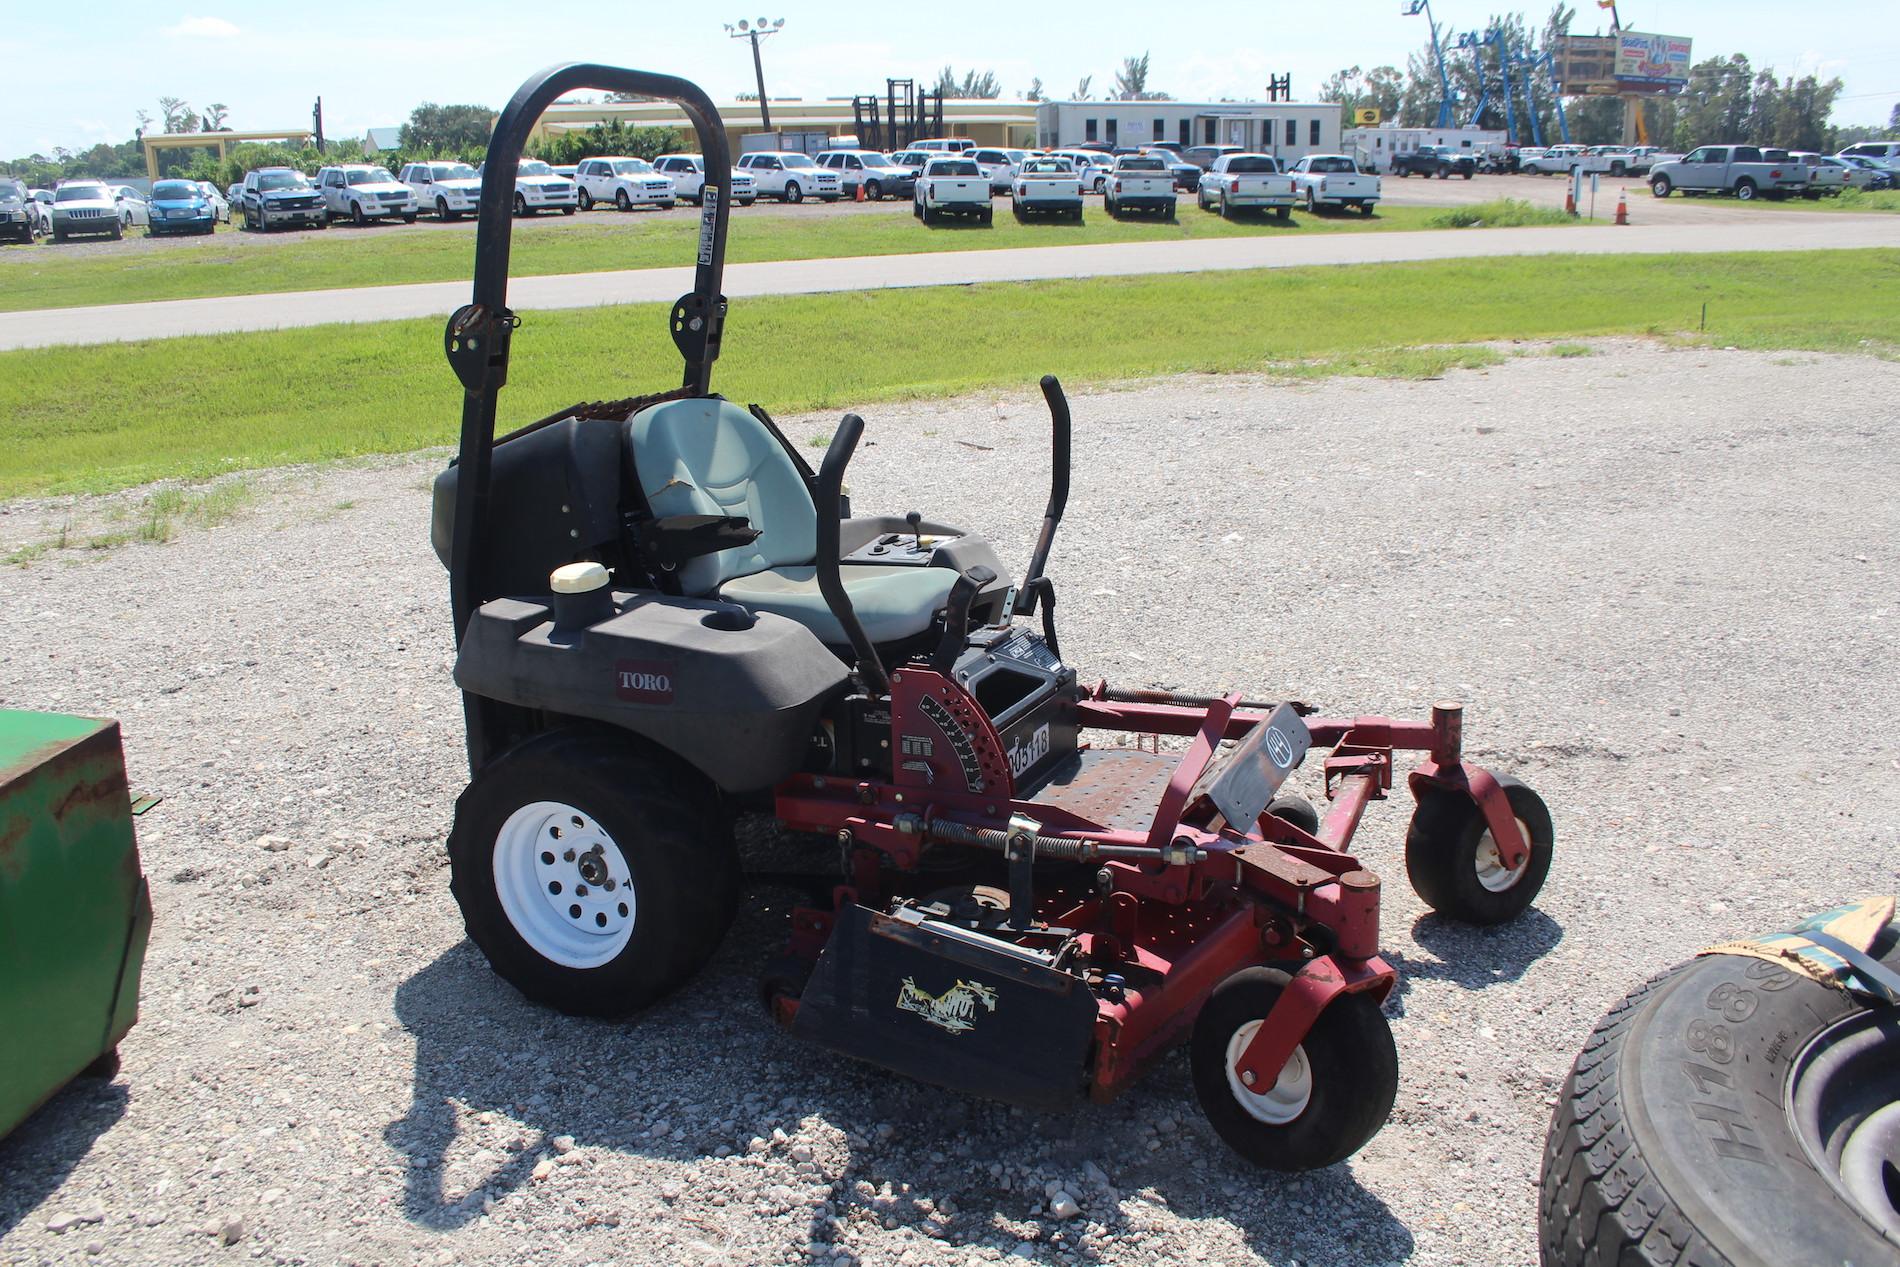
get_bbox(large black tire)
[351,201,367,227]
[782,180,802,204]
[1540,928,1900,1266]
[1405,774,1552,925]
[1650,176,1672,198]
[1190,967,1398,1171]
[615,189,631,212]
[446,728,738,1019]
[1734,179,1757,202]
[577,187,593,211]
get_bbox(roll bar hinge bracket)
[445,303,520,393]
[670,292,728,372]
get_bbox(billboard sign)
[1614,32,1692,88]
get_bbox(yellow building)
[141,129,314,179]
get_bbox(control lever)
[904,510,923,551]
[813,414,890,696]
[930,565,997,676]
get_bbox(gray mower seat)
[629,397,957,646]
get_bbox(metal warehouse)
[1034,100,1344,160]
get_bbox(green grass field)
[0,200,1541,314]
[3,248,1895,500]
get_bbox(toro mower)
[434,64,1556,1170]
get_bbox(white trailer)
[1344,126,1508,173]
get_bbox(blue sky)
[6,1,1895,156]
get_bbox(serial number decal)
[919,693,984,792]
[895,976,997,1034]
[696,186,719,265]
[1007,722,1050,778]
[615,659,676,705]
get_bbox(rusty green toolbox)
[0,709,152,1140]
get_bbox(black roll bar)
[814,414,891,697]
[1014,374,1072,616]
[447,63,734,642]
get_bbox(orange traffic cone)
[1613,189,1629,225]
[854,181,865,203]
[1565,191,1577,216]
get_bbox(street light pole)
[725,18,786,134]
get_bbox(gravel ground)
[2,340,1898,1267]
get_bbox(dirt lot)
[2,341,1897,1266]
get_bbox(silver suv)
[50,180,123,242]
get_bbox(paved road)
[5,214,1897,351]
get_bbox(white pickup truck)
[1521,144,1587,174]
[1648,145,1809,201]
[1103,154,1176,218]
[1576,145,1673,177]
[1288,155,1380,215]
[913,157,992,225]
[1195,153,1296,220]
[1011,156,1083,221]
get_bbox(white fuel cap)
[550,561,609,594]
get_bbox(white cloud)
[163,16,240,39]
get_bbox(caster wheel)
[1191,967,1397,1170]
[1265,795,1319,836]
[1405,774,1552,925]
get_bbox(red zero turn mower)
[435,64,1556,1171]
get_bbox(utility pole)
[312,97,325,152]
[725,18,786,133]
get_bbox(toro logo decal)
[1264,725,1296,770]
[895,976,998,1034]
[614,659,676,705]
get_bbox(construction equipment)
[432,61,1559,1171]
[0,711,151,1140]
[850,78,943,154]
[1403,1,1457,129]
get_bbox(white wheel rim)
[1475,815,1532,892]
[493,800,636,969]
[1224,1022,1313,1124]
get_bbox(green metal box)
[0,710,152,1139]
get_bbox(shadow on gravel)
[386,919,1419,1260]
[0,1079,128,1237]
[1383,908,1565,1014]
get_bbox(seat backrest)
[628,397,816,595]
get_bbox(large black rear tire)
[446,728,737,1018]
[1190,967,1398,1171]
[1540,927,1900,1266]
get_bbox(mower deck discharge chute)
[436,63,1557,1171]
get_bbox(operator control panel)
[843,531,963,566]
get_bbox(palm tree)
[1115,53,1150,100]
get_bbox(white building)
[1034,100,1343,162]
[1343,126,1509,172]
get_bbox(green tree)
[202,103,230,131]
[1319,65,1404,119]
[1026,77,1044,103]
[400,103,495,153]
[1115,52,1167,101]
[1072,75,1093,102]
[932,67,1001,99]
[527,121,683,165]
[157,96,200,134]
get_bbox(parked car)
[1103,154,1175,218]
[240,167,327,232]
[112,185,149,228]
[0,177,32,244]
[401,160,485,221]
[144,178,218,236]
[1392,144,1475,179]
[1010,155,1082,221]
[1196,153,1296,219]
[1838,141,1900,163]
[195,181,231,223]
[1837,154,1895,190]
[1787,152,1847,197]
[887,151,930,177]
[910,138,977,154]
[1142,148,1205,190]
[912,156,991,224]
[735,151,841,203]
[49,180,123,241]
[1288,154,1380,214]
[1575,144,1669,176]
[653,154,757,206]
[316,164,419,225]
[1648,145,1807,200]
[552,164,578,180]
[506,159,578,216]
[573,156,676,211]
[26,188,55,237]
[969,148,1028,194]
[1049,149,1111,193]
[1181,144,1244,171]
[1520,144,1587,174]
[815,150,916,200]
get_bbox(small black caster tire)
[1265,795,1319,836]
[1191,967,1397,1171]
[1405,774,1551,925]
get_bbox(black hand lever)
[1015,375,1072,617]
[931,565,997,676]
[905,510,923,551]
[814,414,890,696]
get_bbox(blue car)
[145,178,217,237]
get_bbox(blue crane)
[1403,0,1456,129]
